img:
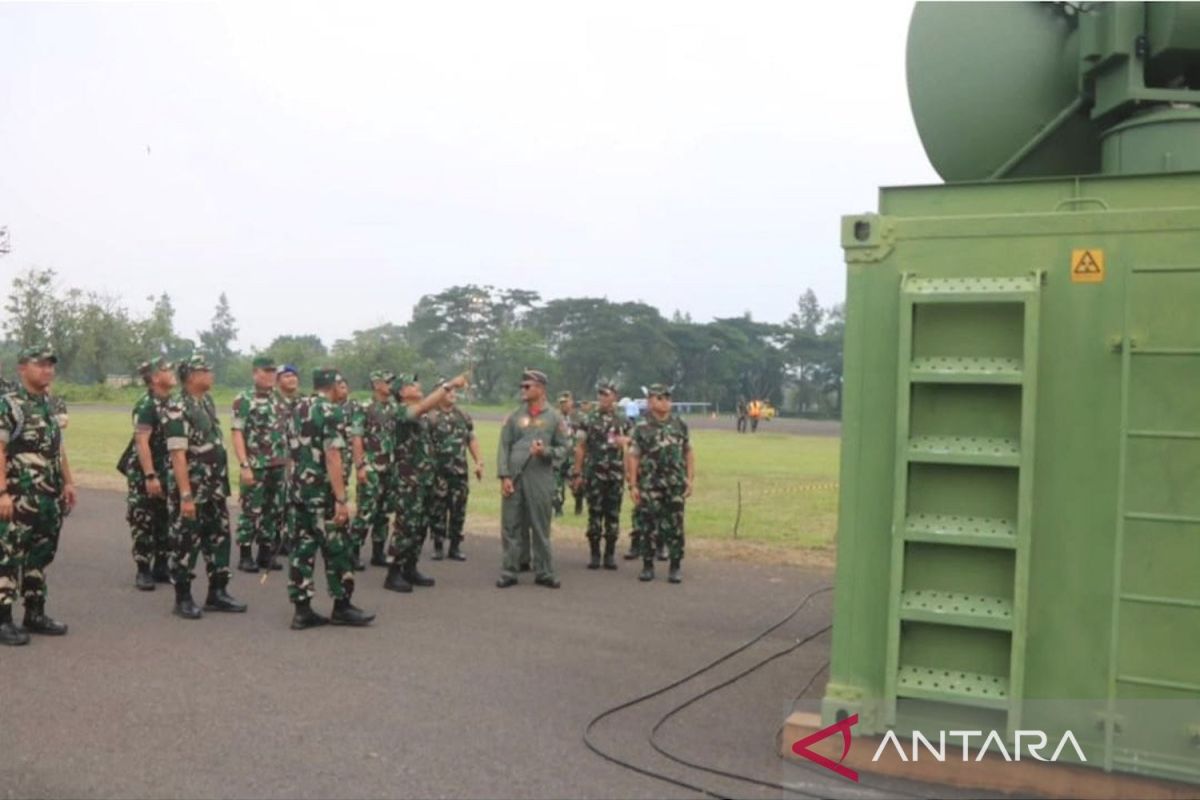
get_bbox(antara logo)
[791,716,1087,783]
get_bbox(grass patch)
[65,408,840,551]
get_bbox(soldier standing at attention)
[427,381,483,562]
[233,356,290,574]
[496,368,571,589]
[350,371,397,568]
[553,391,584,517]
[121,357,176,590]
[0,346,78,645]
[331,376,362,571]
[163,354,247,619]
[275,364,302,556]
[628,384,694,584]
[383,373,469,594]
[286,367,374,629]
[572,381,631,571]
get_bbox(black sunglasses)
[520,382,534,389]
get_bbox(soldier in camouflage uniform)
[0,346,78,646]
[383,372,468,593]
[553,391,585,517]
[427,382,483,562]
[331,376,361,570]
[285,367,374,629]
[350,371,397,567]
[163,354,247,619]
[628,383,694,584]
[232,356,290,574]
[572,380,631,571]
[120,357,176,591]
[275,364,302,556]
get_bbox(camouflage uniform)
[630,413,691,562]
[349,392,397,552]
[276,389,302,552]
[578,405,632,549]
[554,402,585,515]
[121,389,171,569]
[164,390,233,585]
[332,397,355,545]
[287,393,354,603]
[385,404,434,567]
[0,384,67,609]
[427,405,474,553]
[231,387,290,553]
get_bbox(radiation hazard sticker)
[1071,249,1105,283]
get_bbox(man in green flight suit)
[232,356,290,573]
[496,368,572,589]
[383,372,469,593]
[628,384,695,584]
[121,357,176,590]
[350,370,397,568]
[163,354,247,619]
[0,346,78,645]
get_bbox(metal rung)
[908,436,1020,467]
[903,276,1038,304]
[896,664,1010,709]
[1116,674,1200,694]
[1124,511,1200,525]
[1127,430,1200,440]
[910,356,1023,385]
[903,513,1017,549]
[1120,593,1200,610]
[900,590,1013,630]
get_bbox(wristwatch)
[334,496,347,505]
[181,492,193,501]
[239,462,251,470]
[145,472,158,480]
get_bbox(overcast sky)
[0,1,938,350]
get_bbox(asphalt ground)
[0,488,933,800]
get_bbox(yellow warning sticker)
[1071,249,1105,283]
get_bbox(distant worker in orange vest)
[747,399,763,433]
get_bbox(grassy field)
[65,408,840,557]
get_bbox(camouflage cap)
[17,345,57,365]
[313,367,343,390]
[178,353,213,377]
[252,355,277,370]
[370,370,396,384]
[596,380,618,394]
[394,373,419,388]
[137,356,174,379]
[558,391,573,402]
[645,383,673,397]
[522,368,548,386]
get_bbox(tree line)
[2,269,845,417]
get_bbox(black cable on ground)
[582,586,833,799]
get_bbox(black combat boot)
[668,558,682,584]
[638,558,655,582]
[431,539,445,561]
[135,561,156,591]
[257,544,282,572]
[587,539,601,570]
[623,535,640,560]
[204,574,247,613]
[278,538,291,557]
[370,540,387,567]
[602,539,618,570]
[404,560,436,588]
[447,539,466,561]
[518,561,532,572]
[574,494,584,516]
[349,546,366,572]
[290,599,329,630]
[656,540,668,562]
[23,598,68,635]
[331,594,375,626]
[152,555,171,583]
[237,544,258,573]
[383,564,413,593]
[0,604,30,646]
[173,581,203,620]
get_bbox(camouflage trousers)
[584,477,623,544]
[636,492,686,561]
[235,465,287,549]
[386,480,430,565]
[126,478,169,566]
[0,491,65,607]
[553,462,582,514]
[168,491,232,585]
[288,503,353,602]
[350,466,393,548]
[428,471,469,546]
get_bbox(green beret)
[17,345,57,365]
[558,391,573,402]
[646,383,672,397]
[313,367,342,390]
[252,355,277,370]
[522,368,548,386]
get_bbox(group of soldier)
[0,346,695,645]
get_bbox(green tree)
[4,267,57,348]
[264,334,328,383]
[198,292,238,384]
